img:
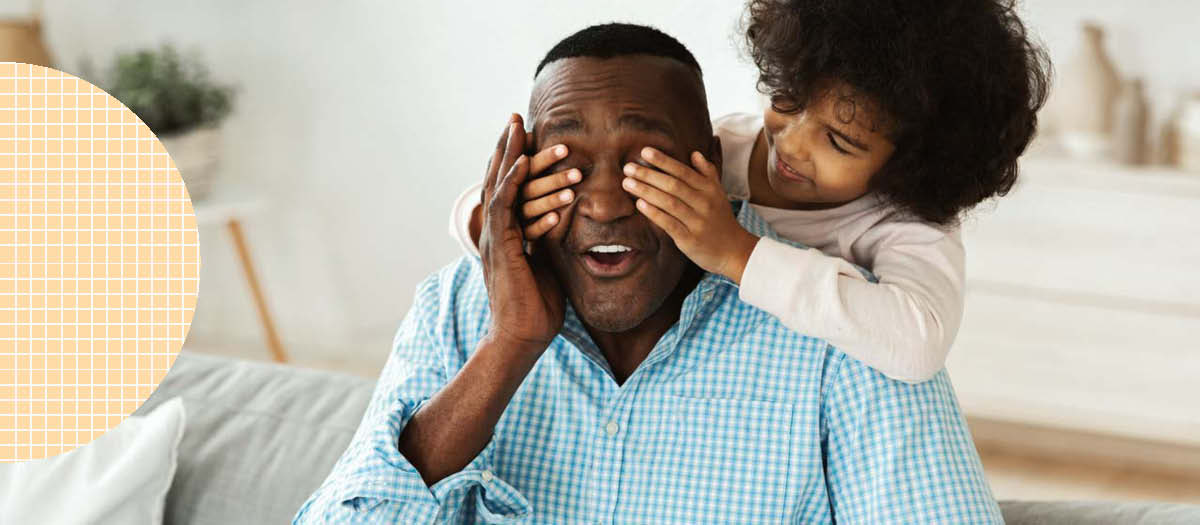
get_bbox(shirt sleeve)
[448,181,483,260]
[293,270,531,524]
[738,224,965,383]
[818,348,1003,524]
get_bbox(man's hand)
[478,114,567,351]
[397,115,571,486]
[470,135,579,247]
[622,144,760,284]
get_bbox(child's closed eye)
[827,132,852,155]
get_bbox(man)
[296,24,1001,524]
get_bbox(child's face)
[762,80,895,208]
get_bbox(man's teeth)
[588,245,632,254]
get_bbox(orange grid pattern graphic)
[0,62,199,461]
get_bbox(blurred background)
[2,0,1197,505]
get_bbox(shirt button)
[481,470,494,482]
[605,421,620,436]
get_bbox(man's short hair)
[534,23,703,79]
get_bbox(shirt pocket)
[664,395,797,523]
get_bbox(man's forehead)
[528,56,703,128]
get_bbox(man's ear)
[709,134,723,177]
[524,116,537,155]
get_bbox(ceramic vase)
[1158,95,1184,166]
[1178,94,1200,174]
[1112,79,1149,165]
[159,126,222,202]
[1057,23,1121,160]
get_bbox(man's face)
[529,56,711,333]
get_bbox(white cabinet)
[948,156,1200,446]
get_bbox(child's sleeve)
[448,181,484,259]
[739,224,965,383]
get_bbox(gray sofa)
[134,351,1200,524]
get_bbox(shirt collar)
[553,201,787,377]
[735,198,810,249]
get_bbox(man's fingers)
[640,147,707,190]
[496,114,526,188]
[495,155,529,209]
[521,168,581,200]
[523,212,559,240]
[529,144,569,175]
[483,121,514,200]
[497,123,521,186]
[622,163,702,207]
[622,175,701,228]
[521,189,574,220]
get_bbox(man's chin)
[574,298,648,333]
[579,311,644,334]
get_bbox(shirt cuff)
[334,397,531,523]
[739,237,871,315]
[449,182,483,260]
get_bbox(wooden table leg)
[227,218,288,363]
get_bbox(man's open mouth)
[580,244,642,277]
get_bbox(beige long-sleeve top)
[448,112,965,383]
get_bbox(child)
[449,0,1050,383]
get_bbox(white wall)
[16,0,762,364]
[3,0,1196,365]
[1018,1,1200,149]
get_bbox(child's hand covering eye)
[622,145,760,283]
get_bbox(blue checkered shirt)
[294,202,1002,524]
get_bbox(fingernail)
[641,147,655,159]
[623,177,636,190]
[560,190,573,202]
[623,163,636,176]
[567,169,581,182]
[510,113,520,123]
[554,145,567,157]
[636,199,648,210]
[546,213,558,225]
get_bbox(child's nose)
[777,122,814,162]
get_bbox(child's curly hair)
[743,0,1052,225]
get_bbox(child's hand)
[622,146,760,284]
[470,141,580,247]
[514,147,581,240]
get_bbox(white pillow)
[0,396,186,525]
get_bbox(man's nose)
[575,157,636,224]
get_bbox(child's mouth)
[775,156,812,183]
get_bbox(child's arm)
[740,228,964,383]
[448,181,485,259]
[624,146,962,383]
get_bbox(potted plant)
[103,43,235,201]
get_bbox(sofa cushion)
[138,351,1200,525]
[133,351,374,525]
[1000,500,1200,524]
[1,397,186,524]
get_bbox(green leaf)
[102,43,235,136]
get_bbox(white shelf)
[950,154,1200,448]
[1017,155,1200,198]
